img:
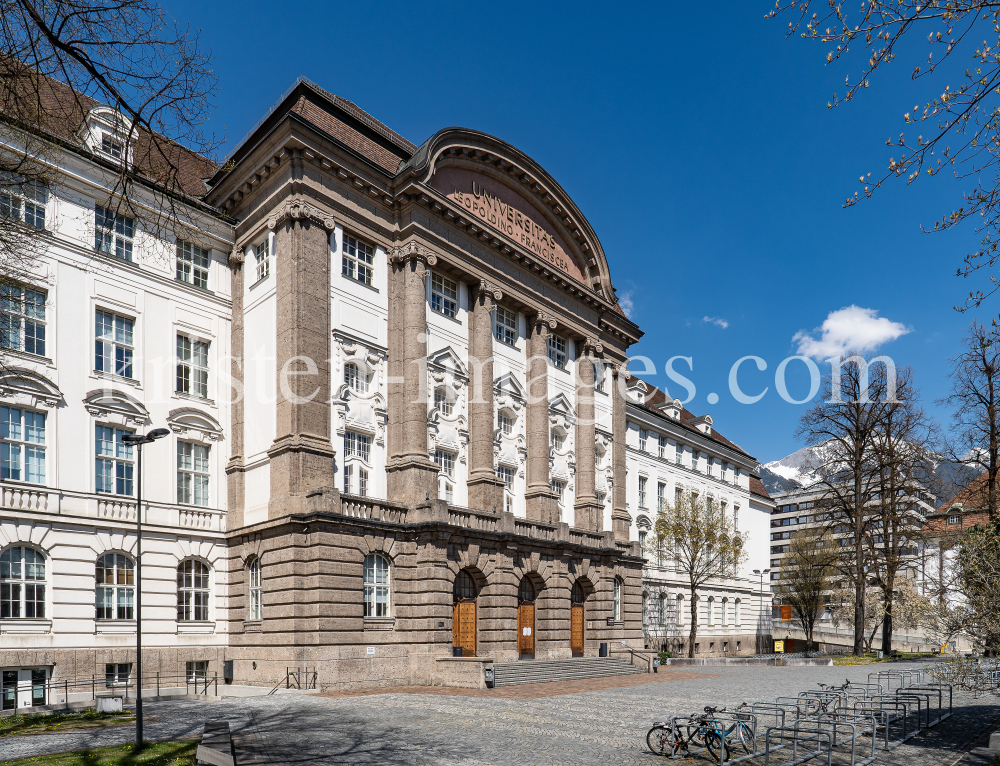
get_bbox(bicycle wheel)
[705,731,728,763]
[735,722,756,755]
[687,724,707,748]
[646,725,673,756]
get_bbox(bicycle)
[646,705,754,761]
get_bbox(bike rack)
[662,714,729,761]
[764,721,834,766]
[904,683,953,724]
[851,698,913,750]
[816,714,878,766]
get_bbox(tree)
[955,519,1000,651]
[774,526,836,654]
[797,355,893,655]
[651,491,747,658]
[769,2,1000,313]
[0,0,219,292]
[941,321,1000,520]
[829,577,926,653]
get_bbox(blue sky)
[168,0,988,464]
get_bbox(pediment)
[0,368,63,407]
[427,347,468,378]
[167,407,224,440]
[494,372,525,402]
[548,392,576,418]
[84,388,149,425]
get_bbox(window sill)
[363,618,395,631]
[173,391,216,406]
[243,620,262,633]
[1,347,54,367]
[341,274,380,293]
[430,308,461,324]
[0,619,51,634]
[249,274,270,291]
[92,370,141,389]
[174,278,215,296]
[176,621,215,634]
[96,620,135,634]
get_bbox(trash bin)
[453,646,463,657]
[653,658,660,673]
[599,642,608,657]
[484,666,495,688]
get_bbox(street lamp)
[121,428,169,748]
[752,568,771,653]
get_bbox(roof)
[934,472,993,515]
[1,70,218,200]
[922,473,992,535]
[634,383,756,461]
[750,474,772,500]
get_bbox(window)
[342,233,374,286]
[722,462,730,482]
[95,205,134,261]
[639,429,648,452]
[496,465,514,488]
[248,558,261,621]
[441,479,454,503]
[344,362,367,393]
[595,363,606,393]
[550,430,565,451]
[613,577,622,622]
[434,450,455,477]
[642,592,648,624]
[497,411,513,436]
[658,435,666,459]
[344,431,371,461]
[186,661,208,684]
[95,553,134,620]
[105,663,131,687]
[358,467,368,497]
[638,529,647,551]
[692,451,700,471]
[363,553,390,618]
[177,560,209,622]
[431,272,458,318]
[734,468,741,483]
[254,239,270,282]
[948,514,961,525]
[675,487,682,507]
[434,387,454,416]
[721,598,728,627]
[1,407,45,483]
[95,426,133,495]
[675,443,683,464]
[176,241,210,288]
[657,482,666,512]
[1,546,45,618]
[101,133,124,159]
[95,310,134,378]
[735,599,741,626]
[547,333,567,369]
[638,476,647,509]
[708,456,715,476]
[494,306,517,345]
[176,336,209,398]
[2,179,47,229]
[551,479,566,505]
[734,505,740,527]
[343,463,354,494]
[1,285,46,355]
[177,442,210,506]
[707,597,714,626]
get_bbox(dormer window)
[101,133,124,160]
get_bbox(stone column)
[525,311,558,523]
[267,201,337,519]
[574,337,604,533]
[226,246,246,530]
[611,363,632,541]
[467,280,506,512]
[385,243,439,507]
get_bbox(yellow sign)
[774,640,785,653]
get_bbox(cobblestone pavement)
[3,663,999,766]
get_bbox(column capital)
[476,278,503,302]
[581,336,604,356]
[388,242,438,268]
[531,310,558,330]
[228,246,244,266]
[267,199,336,231]
[611,362,631,381]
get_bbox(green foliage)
[0,739,195,765]
[0,708,133,738]
[658,651,672,664]
[956,519,1000,650]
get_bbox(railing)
[98,498,136,521]
[179,508,214,529]
[514,519,557,540]
[570,529,605,547]
[339,494,407,524]
[1,485,50,512]
[447,506,499,532]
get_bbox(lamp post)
[752,568,770,653]
[121,428,169,748]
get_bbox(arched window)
[676,594,685,626]
[721,597,729,627]
[344,362,367,393]
[659,593,667,625]
[642,591,648,625]
[518,576,536,603]
[96,553,133,620]
[434,387,454,416]
[613,577,622,622]
[734,598,741,627]
[247,558,262,622]
[707,596,715,626]
[571,580,585,604]
[176,560,209,622]
[363,554,390,618]
[454,570,476,602]
[0,546,45,618]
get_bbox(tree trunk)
[881,601,893,654]
[688,588,698,658]
[854,576,865,655]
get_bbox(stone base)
[611,509,632,542]
[573,500,604,533]
[525,488,559,524]
[467,475,506,514]
[385,457,440,507]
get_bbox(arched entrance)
[517,576,536,659]
[571,580,586,656]
[452,570,477,657]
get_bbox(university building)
[0,77,772,704]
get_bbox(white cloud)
[703,316,729,329]
[793,306,909,359]
[618,290,635,318]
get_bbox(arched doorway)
[571,580,586,656]
[452,570,477,657]
[518,576,536,659]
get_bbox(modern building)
[1,76,772,705]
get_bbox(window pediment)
[167,407,223,441]
[0,367,62,407]
[85,388,148,426]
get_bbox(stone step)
[491,657,645,687]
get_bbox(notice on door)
[522,627,531,636]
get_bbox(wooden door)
[571,604,585,655]
[453,601,477,657]
[518,603,535,656]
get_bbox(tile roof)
[749,474,772,500]
[1,72,217,200]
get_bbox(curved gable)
[0,368,63,407]
[84,388,149,425]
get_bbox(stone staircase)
[491,656,646,687]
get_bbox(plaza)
[3,663,999,766]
